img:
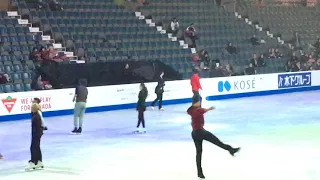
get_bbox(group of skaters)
[1,68,240,179]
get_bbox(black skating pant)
[151,92,163,109]
[30,133,42,164]
[192,91,201,104]
[136,110,145,128]
[191,129,233,176]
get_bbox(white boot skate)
[140,128,146,133]
[25,162,36,171]
[133,128,140,133]
[36,161,44,169]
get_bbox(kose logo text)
[218,79,256,92]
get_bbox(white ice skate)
[140,128,146,134]
[25,162,36,171]
[133,128,146,134]
[36,161,44,169]
[159,108,164,111]
[150,106,155,110]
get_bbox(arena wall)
[1,71,319,121]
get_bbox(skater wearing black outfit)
[151,71,165,110]
[26,103,44,171]
[135,83,148,133]
[187,96,240,179]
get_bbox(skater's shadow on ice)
[0,166,81,177]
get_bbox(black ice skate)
[43,126,48,131]
[198,169,205,179]
[71,127,78,134]
[230,147,241,156]
[77,127,82,134]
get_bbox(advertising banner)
[213,74,277,95]
[278,72,312,89]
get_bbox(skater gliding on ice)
[151,71,165,110]
[190,67,202,103]
[72,79,88,134]
[135,83,148,133]
[26,103,45,171]
[187,96,240,179]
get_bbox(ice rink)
[0,91,320,180]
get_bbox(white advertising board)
[1,70,319,118]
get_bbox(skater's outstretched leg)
[192,132,205,179]
[202,129,240,155]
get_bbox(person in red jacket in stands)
[187,96,240,179]
[190,67,202,101]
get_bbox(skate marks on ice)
[0,165,82,177]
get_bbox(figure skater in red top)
[190,67,202,102]
[187,96,240,179]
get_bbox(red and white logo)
[2,96,17,113]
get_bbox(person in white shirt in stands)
[169,17,179,36]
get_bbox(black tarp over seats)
[38,61,182,89]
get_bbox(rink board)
[1,70,320,121]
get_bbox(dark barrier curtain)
[39,61,182,89]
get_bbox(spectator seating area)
[17,0,193,76]
[139,0,287,74]
[0,11,39,93]
[242,0,319,50]
[238,0,320,71]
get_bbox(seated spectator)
[31,74,52,90]
[255,0,265,7]
[250,54,265,67]
[291,61,301,72]
[307,55,316,64]
[49,0,63,11]
[198,50,210,70]
[168,17,179,36]
[29,47,42,62]
[300,62,310,71]
[226,42,237,54]
[268,48,276,58]
[284,60,293,72]
[300,52,309,63]
[250,35,260,45]
[313,38,320,49]
[245,63,256,75]
[250,54,259,67]
[223,64,234,76]
[274,49,283,58]
[315,59,320,70]
[0,73,10,84]
[40,47,49,61]
[48,46,62,62]
[185,24,198,48]
[290,52,299,62]
[192,53,200,66]
[35,0,48,10]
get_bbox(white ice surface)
[0,91,320,180]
